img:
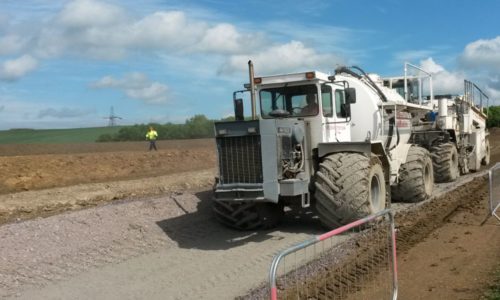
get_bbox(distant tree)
[487,106,500,128]
[221,116,236,122]
[184,115,214,138]
[115,125,145,141]
[96,133,114,142]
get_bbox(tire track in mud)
[394,176,488,252]
[241,175,490,299]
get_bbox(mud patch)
[241,176,493,299]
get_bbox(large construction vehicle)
[382,63,490,183]
[212,61,437,230]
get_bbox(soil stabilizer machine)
[213,61,438,230]
[381,63,490,183]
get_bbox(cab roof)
[253,71,331,86]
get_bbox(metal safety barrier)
[269,209,397,300]
[489,163,500,222]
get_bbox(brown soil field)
[0,130,499,299]
[0,139,216,194]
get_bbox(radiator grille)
[217,135,263,184]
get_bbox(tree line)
[487,105,500,128]
[96,115,234,142]
[97,106,500,142]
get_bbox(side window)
[321,85,333,117]
[335,89,347,118]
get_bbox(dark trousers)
[149,140,157,151]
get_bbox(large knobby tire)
[212,201,284,230]
[481,138,490,166]
[430,143,459,183]
[392,146,433,203]
[314,153,386,229]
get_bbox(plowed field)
[0,139,215,194]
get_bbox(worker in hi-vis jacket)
[146,126,158,151]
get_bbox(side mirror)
[345,88,356,104]
[234,98,244,121]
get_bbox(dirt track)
[0,130,499,299]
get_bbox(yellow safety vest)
[146,130,158,140]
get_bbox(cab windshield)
[260,84,318,118]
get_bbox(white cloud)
[219,40,343,75]
[0,99,98,130]
[417,57,498,102]
[125,82,168,104]
[57,0,126,28]
[419,57,464,95]
[0,0,347,83]
[395,50,435,63]
[485,87,500,103]
[38,107,95,119]
[484,76,500,105]
[195,23,265,54]
[0,35,29,55]
[0,13,9,28]
[461,36,500,70]
[128,11,205,51]
[92,72,170,104]
[30,2,266,60]
[0,55,39,81]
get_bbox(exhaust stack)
[248,60,257,120]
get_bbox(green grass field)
[486,268,500,300]
[0,127,123,144]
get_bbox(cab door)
[321,84,351,143]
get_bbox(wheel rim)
[370,174,381,209]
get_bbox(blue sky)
[1,0,499,129]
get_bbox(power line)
[103,106,122,127]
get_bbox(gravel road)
[0,171,491,300]
[0,188,325,299]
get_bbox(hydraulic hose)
[388,125,400,151]
[335,66,388,102]
[386,116,394,149]
[385,116,400,151]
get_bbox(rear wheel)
[481,138,490,166]
[430,143,459,183]
[314,153,386,229]
[392,146,433,203]
[212,201,284,230]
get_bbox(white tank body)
[334,74,384,142]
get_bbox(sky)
[1,0,500,129]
